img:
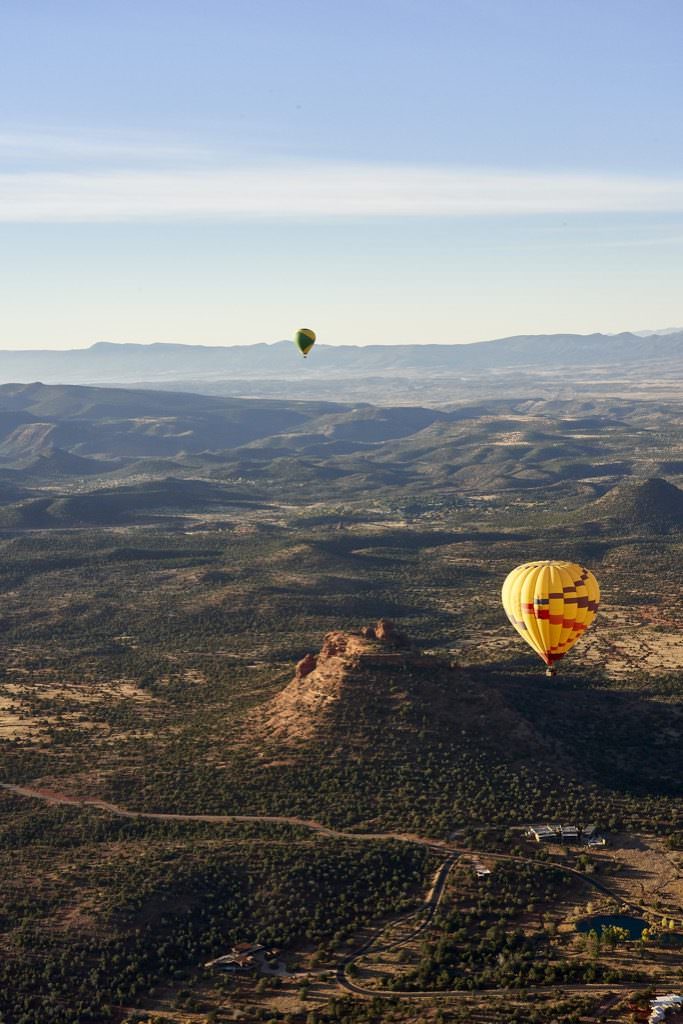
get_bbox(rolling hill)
[0,383,680,519]
[0,477,264,527]
[0,383,351,460]
[593,477,683,532]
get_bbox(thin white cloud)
[3,164,683,221]
[0,130,210,162]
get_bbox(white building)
[527,824,560,842]
[649,993,683,1023]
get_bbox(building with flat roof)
[526,823,601,844]
[527,824,560,842]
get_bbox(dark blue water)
[576,914,647,939]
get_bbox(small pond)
[576,914,647,939]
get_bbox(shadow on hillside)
[475,662,683,798]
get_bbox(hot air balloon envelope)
[501,560,600,674]
[294,328,316,357]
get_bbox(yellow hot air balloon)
[294,328,316,358]
[501,560,600,676]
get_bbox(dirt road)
[1,780,661,1004]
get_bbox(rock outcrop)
[246,619,555,768]
[252,620,447,745]
[294,653,317,680]
[361,617,411,646]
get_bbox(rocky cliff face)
[255,620,449,745]
[246,619,560,773]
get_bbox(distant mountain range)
[0,331,682,387]
[631,326,683,337]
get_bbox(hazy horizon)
[2,325,681,354]
[2,6,683,1019]
[2,0,682,348]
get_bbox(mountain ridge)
[1,330,682,386]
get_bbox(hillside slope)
[0,383,351,460]
[223,621,683,833]
[593,477,683,532]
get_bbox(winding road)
[0,782,647,909]
[0,781,663,1009]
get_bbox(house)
[204,954,256,973]
[526,823,585,843]
[648,993,683,1023]
[581,824,607,845]
[472,859,491,878]
[232,942,265,957]
[204,942,266,973]
[527,824,560,842]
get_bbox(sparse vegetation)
[0,382,681,1021]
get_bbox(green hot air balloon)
[294,328,316,358]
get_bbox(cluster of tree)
[391,862,638,992]
[2,516,681,839]
[0,495,680,1023]
[0,826,429,1024]
[578,925,631,956]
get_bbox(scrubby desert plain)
[0,352,682,1024]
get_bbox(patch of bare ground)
[124,951,338,1024]
[588,834,683,914]
[0,712,32,739]
[54,903,99,936]
[119,1006,209,1024]
[580,605,683,679]
[0,694,49,739]
[3,677,158,703]
[453,603,683,679]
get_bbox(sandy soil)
[580,604,683,678]
[589,834,683,914]
[452,603,683,678]
[0,695,45,738]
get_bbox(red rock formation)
[375,618,395,640]
[295,653,317,679]
[374,618,410,647]
[251,621,442,745]
[320,632,350,658]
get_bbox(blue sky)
[1,0,682,348]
